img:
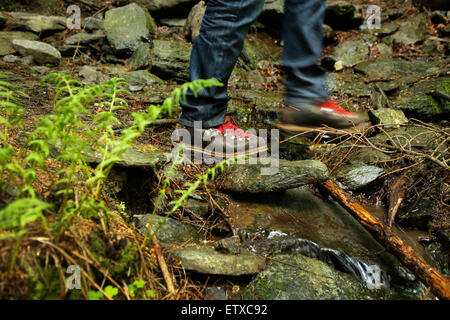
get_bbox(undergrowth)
[0,71,235,299]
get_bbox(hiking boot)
[277,99,369,132]
[172,116,268,158]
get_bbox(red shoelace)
[317,99,354,115]
[215,116,251,139]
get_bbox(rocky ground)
[0,0,449,300]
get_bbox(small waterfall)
[244,233,390,290]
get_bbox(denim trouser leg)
[282,0,328,105]
[179,0,265,128]
[179,0,329,128]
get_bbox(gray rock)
[82,17,104,31]
[328,39,369,67]
[159,18,186,27]
[12,40,61,65]
[104,3,156,54]
[21,55,35,65]
[3,55,20,63]
[369,108,409,127]
[127,43,150,70]
[214,236,242,255]
[217,160,328,194]
[65,32,105,45]
[332,163,384,190]
[372,23,399,37]
[240,32,281,70]
[240,254,380,300]
[183,198,210,219]
[29,65,50,75]
[323,24,336,42]
[183,1,206,42]
[169,245,265,275]
[387,13,427,45]
[133,214,202,246]
[123,70,165,91]
[8,12,66,34]
[0,31,40,56]
[78,65,110,84]
[150,40,191,80]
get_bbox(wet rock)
[332,163,384,190]
[369,108,409,127]
[123,70,165,91]
[133,214,202,246]
[104,3,156,55]
[398,198,436,229]
[387,13,427,45]
[393,77,450,117]
[183,198,210,219]
[217,160,328,194]
[214,236,242,255]
[12,40,61,65]
[240,253,379,300]
[183,0,206,42]
[169,245,265,275]
[7,12,66,34]
[79,66,110,84]
[150,40,191,80]
[354,58,443,91]
[0,31,40,56]
[65,32,106,45]
[82,17,104,31]
[328,39,369,67]
[127,43,150,70]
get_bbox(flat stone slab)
[217,159,329,193]
[169,245,265,275]
[134,214,202,247]
[12,40,61,65]
[332,163,385,190]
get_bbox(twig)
[147,224,176,296]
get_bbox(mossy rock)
[240,253,384,300]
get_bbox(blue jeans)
[179,0,328,128]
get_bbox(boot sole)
[171,142,269,159]
[273,122,371,134]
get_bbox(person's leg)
[179,0,265,128]
[282,0,328,105]
[278,0,367,131]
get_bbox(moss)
[109,241,138,278]
[29,267,63,300]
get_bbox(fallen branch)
[319,179,450,300]
[147,224,176,296]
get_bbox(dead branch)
[319,179,450,300]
